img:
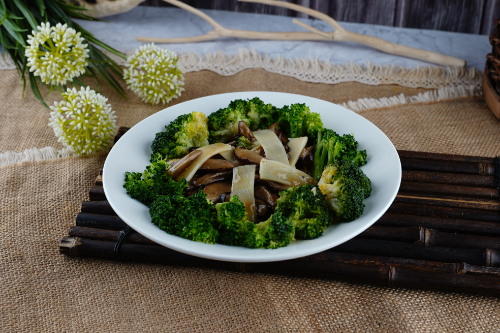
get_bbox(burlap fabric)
[1,68,500,332]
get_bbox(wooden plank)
[481,0,500,35]
[395,0,485,34]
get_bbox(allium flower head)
[25,22,89,86]
[123,43,184,105]
[49,87,117,155]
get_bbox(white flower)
[25,22,89,86]
[49,87,117,155]
[123,43,184,105]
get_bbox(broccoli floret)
[245,97,279,130]
[236,135,260,150]
[311,128,367,180]
[207,98,278,143]
[149,191,218,244]
[276,103,323,142]
[318,160,372,222]
[215,196,266,248]
[256,211,295,249]
[151,111,209,162]
[123,159,187,207]
[275,185,334,240]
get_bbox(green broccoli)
[123,158,187,207]
[318,160,372,222]
[207,98,278,143]
[151,111,209,162]
[215,196,266,248]
[274,185,334,240]
[256,211,296,249]
[245,97,279,130]
[311,128,367,180]
[276,103,323,143]
[149,191,219,244]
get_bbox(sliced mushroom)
[254,185,278,209]
[192,171,232,187]
[167,150,202,179]
[269,122,279,131]
[234,146,264,165]
[218,193,231,203]
[255,198,269,220]
[238,121,256,141]
[203,182,232,203]
[257,179,291,193]
[299,146,314,166]
[199,158,236,172]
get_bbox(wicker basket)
[483,19,500,119]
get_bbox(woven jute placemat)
[1,67,499,332]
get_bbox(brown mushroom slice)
[299,146,314,166]
[257,179,291,193]
[234,146,263,165]
[260,158,316,186]
[288,137,308,167]
[269,122,279,131]
[193,171,232,187]
[255,198,268,220]
[203,182,232,203]
[254,185,278,209]
[176,143,233,182]
[238,121,256,141]
[199,158,236,172]
[167,150,202,179]
[252,129,288,165]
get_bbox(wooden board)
[60,127,500,296]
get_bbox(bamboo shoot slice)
[252,129,288,165]
[219,147,236,163]
[260,159,316,186]
[231,165,257,222]
[176,143,233,182]
[287,137,308,167]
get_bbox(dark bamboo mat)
[60,127,500,296]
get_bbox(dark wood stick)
[114,126,129,144]
[376,213,500,237]
[59,237,500,296]
[67,223,500,266]
[95,175,103,186]
[330,238,500,267]
[76,212,128,231]
[402,170,496,187]
[397,150,496,164]
[399,181,498,199]
[68,226,156,245]
[89,186,106,201]
[60,237,240,271]
[81,201,116,216]
[388,202,500,222]
[400,157,495,176]
[394,195,500,211]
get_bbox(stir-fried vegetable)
[124,98,371,248]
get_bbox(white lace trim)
[342,85,481,112]
[1,48,482,90]
[179,49,482,90]
[0,146,75,168]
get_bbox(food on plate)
[123,98,371,249]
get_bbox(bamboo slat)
[59,126,500,296]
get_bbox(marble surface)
[76,6,489,70]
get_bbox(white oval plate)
[103,92,401,262]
